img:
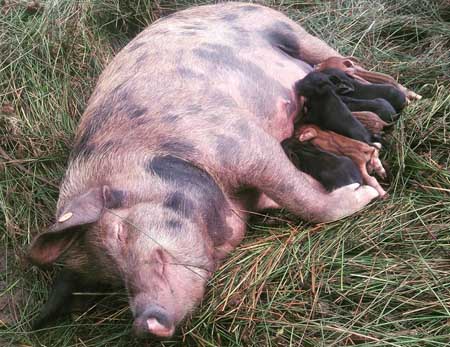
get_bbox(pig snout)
[133,304,175,339]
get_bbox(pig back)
[74,3,312,151]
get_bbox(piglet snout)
[133,306,175,339]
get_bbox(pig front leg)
[214,123,379,222]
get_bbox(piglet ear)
[28,187,108,267]
[298,128,317,142]
[345,56,361,63]
[337,82,355,94]
[329,75,355,94]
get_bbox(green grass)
[1,0,449,346]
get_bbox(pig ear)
[329,75,355,94]
[28,186,116,267]
[298,128,317,142]
[345,56,361,63]
[341,58,356,68]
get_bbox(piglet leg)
[368,149,387,180]
[359,164,387,198]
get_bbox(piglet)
[295,72,375,145]
[340,95,398,122]
[351,111,389,136]
[315,56,422,102]
[322,68,407,113]
[297,125,387,197]
[282,139,363,191]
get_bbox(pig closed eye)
[113,223,127,242]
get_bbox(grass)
[0,0,449,346]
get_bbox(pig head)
[28,177,221,337]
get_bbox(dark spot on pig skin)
[240,5,260,12]
[145,156,232,245]
[161,114,180,123]
[163,191,195,219]
[177,67,203,79]
[185,104,203,114]
[232,120,251,138]
[231,29,250,47]
[264,27,300,59]
[104,189,126,209]
[136,53,148,64]
[76,143,95,158]
[128,107,148,119]
[132,117,151,128]
[72,84,148,158]
[215,135,240,166]
[221,13,238,22]
[128,41,145,52]
[101,140,115,150]
[72,139,120,159]
[145,156,205,186]
[180,31,197,37]
[165,219,183,231]
[148,28,170,36]
[193,43,234,66]
[207,90,238,109]
[159,140,198,158]
[193,43,288,118]
[274,20,295,32]
[71,112,106,159]
[181,25,206,31]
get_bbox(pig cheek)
[172,274,206,321]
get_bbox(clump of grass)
[1,0,449,346]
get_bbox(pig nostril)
[146,317,175,337]
[133,306,175,339]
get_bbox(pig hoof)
[407,91,422,101]
[354,184,379,200]
[326,184,379,221]
[335,183,378,205]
